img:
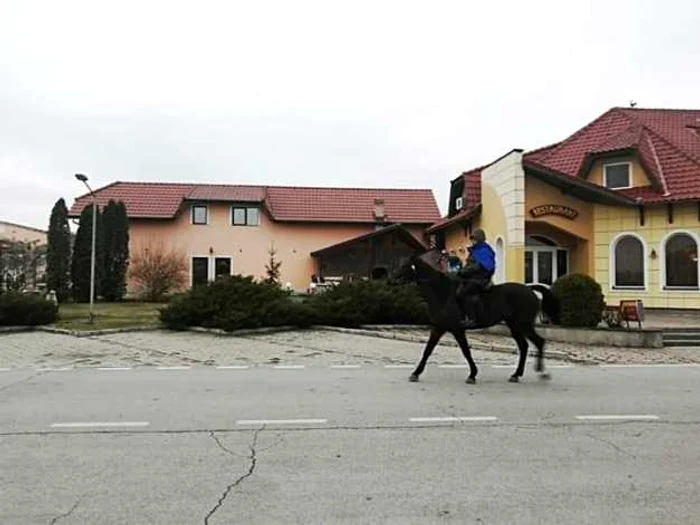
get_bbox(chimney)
[373,198,386,222]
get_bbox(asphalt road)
[2,363,700,524]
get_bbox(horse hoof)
[539,372,552,381]
[508,375,520,383]
[465,377,476,384]
[409,374,419,382]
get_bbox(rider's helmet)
[470,228,486,243]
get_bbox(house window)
[603,163,631,190]
[232,206,260,226]
[192,257,209,286]
[664,233,699,289]
[192,205,208,225]
[214,257,231,280]
[612,235,644,288]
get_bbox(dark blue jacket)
[468,242,496,274]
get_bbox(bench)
[604,300,645,330]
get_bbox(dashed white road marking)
[438,364,467,369]
[0,368,10,372]
[37,367,73,371]
[216,365,250,370]
[97,367,132,371]
[599,364,700,368]
[50,421,150,428]
[236,418,327,425]
[156,366,191,370]
[273,365,305,369]
[384,364,413,369]
[330,365,362,369]
[491,364,575,369]
[575,414,659,421]
[409,416,498,423]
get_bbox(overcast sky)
[1,0,699,230]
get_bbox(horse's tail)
[527,284,560,324]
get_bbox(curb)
[35,325,162,338]
[0,326,35,334]
[187,326,299,337]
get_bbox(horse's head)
[392,254,421,284]
[392,249,443,284]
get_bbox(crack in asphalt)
[585,432,637,458]
[204,427,262,525]
[0,371,47,394]
[49,495,83,524]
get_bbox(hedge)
[0,293,59,326]
[158,275,430,331]
[550,273,605,328]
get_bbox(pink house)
[68,182,440,295]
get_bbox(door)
[524,249,567,286]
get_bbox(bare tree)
[128,243,188,301]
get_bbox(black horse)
[393,250,560,384]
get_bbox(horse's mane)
[413,250,456,290]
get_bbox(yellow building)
[427,107,700,310]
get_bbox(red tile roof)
[522,107,700,203]
[69,182,441,224]
[265,186,439,223]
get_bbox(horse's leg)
[525,326,551,380]
[451,329,479,384]
[506,322,529,383]
[409,326,445,382]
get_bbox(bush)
[0,293,59,326]
[551,273,605,328]
[306,279,430,327]
[129,243,188,302]
[159,275,314,332]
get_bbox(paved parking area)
[1,327,698,371]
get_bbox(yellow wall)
[524,175,594,274]
[588,157,651,188]
[594,202,700,309]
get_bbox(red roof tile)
[187,185,265,202]
[69,182,440,224]
[520,107,700,203]
[265,186,440,223]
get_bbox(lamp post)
[75,173,96,323]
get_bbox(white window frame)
[191,204,208,225]
[230,205,261,226]
[609,232,647,291]
[494,235,506,284]
[659,229,700,292]
[455,196,464,210]
[213,256,233,280]
[603,161,632,190]
[190,255,210,287]
[190,254,234,286]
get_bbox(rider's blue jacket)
[468,242,496,274]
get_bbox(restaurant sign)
[529,204,578,220]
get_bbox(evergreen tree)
[71,204,104,302]
[264,244,282,285]
[46,198,72,302]
[101,200,130,301]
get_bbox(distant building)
[0,220,48,291]
[70,183,440,295]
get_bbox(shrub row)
[0,293,59,326]
[158,272,607,332]
[158,275,429,331]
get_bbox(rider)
[456,228,495,328]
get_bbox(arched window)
[664,233,699,289]
[612,235,645,288]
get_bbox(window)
[603,163,631,190]
[455,196,464,210]
[214,257,231,280]
[612,235,644,288]
[664,233,699,289]
[192,257,209,286]
[232,205,260,226]
[192,205,208,225]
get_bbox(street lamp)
[75,173,96,323]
